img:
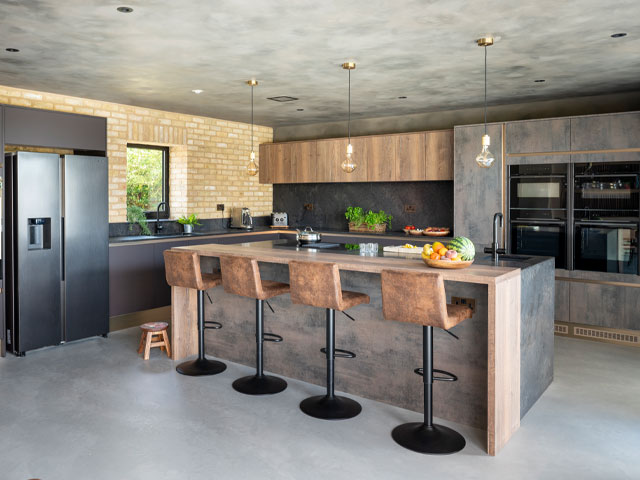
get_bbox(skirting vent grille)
[554,324,569,334]
[573,326,639,345]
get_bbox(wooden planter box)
[348,222,387,234]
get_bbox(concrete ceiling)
[0,0,639,127]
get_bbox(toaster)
[271,212,288,227]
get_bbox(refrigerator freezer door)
[15,152,63,352]
[64,155,109,341]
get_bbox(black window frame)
[126,143,170,219]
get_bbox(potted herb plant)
[177,213,202,234]
[345,206,393,233]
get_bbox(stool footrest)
[413,368,457,382]
[321,347,356,359]
[263,332,283,343]
[204,321,222,330]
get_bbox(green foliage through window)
[126,146,167,212]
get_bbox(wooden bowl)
[409,230,424,236]
[402,228,411,234]
[422,258,474,269]
[423,229,450,237]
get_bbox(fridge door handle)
[61,216,65,281]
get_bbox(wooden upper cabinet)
[425,130,453,180]
[258,144,273,184]
[395,133,425,181]
[258,143,293,184]
[317,137,368,182]
[506,118,570,154]
[571,112,640,151]
[291,141,317,183]
[366,135,396,181]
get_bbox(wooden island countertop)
[168,239,549,456]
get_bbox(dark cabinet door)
[152,240,186,308]
[109,244,155,316]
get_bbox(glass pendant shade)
[475,134,495,168]
[247,150,258,176]
[341,143,356,173]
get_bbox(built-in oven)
[510,164,568,211]
[509,164,569,268]
[511,220,567,269]
[574,222,639,274]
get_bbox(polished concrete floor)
[0,328,638,480]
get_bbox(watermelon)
[447,236,475,261]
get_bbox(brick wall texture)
[0,85,273,222]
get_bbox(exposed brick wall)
[0,85,273,222]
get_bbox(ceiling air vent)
[267,96,299,102]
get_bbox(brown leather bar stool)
[381,269,472,455]
[289,260,370,420]
[164,250,227,376]
[220,255,289,395]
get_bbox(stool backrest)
[163,250,205,290]
[219,255,263,299]
[289,260,342,310]
[380,269,449,328]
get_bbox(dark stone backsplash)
[273,181,453,233]
[109,215,270,237]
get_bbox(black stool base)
[176,358,227,376]
[232,374,287,395]
[300,395,362,420]
[391,422,466,455]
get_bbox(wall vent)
[573,326,639,345]
[267,96,299,102]
[554,324,569,334]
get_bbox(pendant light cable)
[484,44,487,135]
[348,68,351,143]
[251,84,254,154]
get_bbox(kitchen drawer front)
[506,118,570,155]
[568,280,640,330]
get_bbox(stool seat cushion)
[140,321,169,332]
[340,290,371,311]
[202,272,223,290]
[260,280,291,300]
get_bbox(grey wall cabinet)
[571,112,640,151]
[453,123,503,248]
[506,118,571,154]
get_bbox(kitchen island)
[169,238,554,455]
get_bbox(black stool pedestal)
[300,308,361,420]
[233,299,287,396]
[391,325,465,454]
[176,290,227,376]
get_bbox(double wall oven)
[508,161,640,275]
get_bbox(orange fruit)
[430,252,440,260]
[432,242,445,252]
[438,247,448,256]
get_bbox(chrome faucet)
[484,212,506,261]
[156,202,167,234]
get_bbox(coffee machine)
[230,207,254,229]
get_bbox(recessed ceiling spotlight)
[267,96,299,102]
[5,48,19,52]
[297,108,304,111]
[191,89,203,94]
[398,96,407,99]
[117,6,133,13]
[534,79,546,83]
[611,32,627,38]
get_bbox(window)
[126,144,169,218]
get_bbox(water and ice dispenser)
[28,218,51,250]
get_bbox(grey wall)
[273,181,453,232]
[274,91,640,142]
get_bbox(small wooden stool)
[138,322,171,360]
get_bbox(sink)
[494,254,532,261]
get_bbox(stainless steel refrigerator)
[4,151,109,355]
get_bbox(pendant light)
[341,62,357,173]
[475,37,495,168]
[246,79,259,176]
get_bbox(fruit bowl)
[423,228,450,237]
[422,258,474,269]
[409,229,424,236]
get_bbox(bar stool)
[220,255,289,395]
[289,260,370,420]
[164,250,227,376]
[380,269,472,455]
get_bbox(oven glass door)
[574,223,639,274]
[511,221,566,269]
[510,176,567,210]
